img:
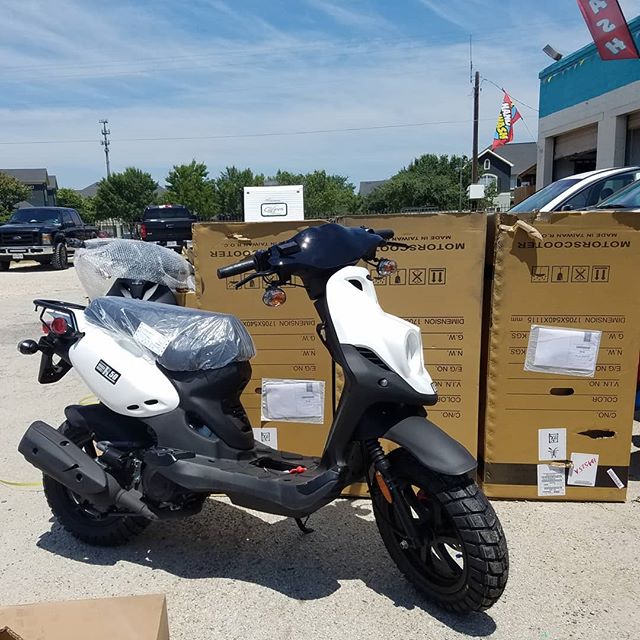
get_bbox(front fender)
[384,416,476,476]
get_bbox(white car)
[510,167,640,213]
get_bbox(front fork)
[365,439,422,549]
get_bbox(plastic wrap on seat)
[84,297,255,371]
[75,239,195,300]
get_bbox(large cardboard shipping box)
[193,221,333,456]
[342,213,488,457]
[481,211,640,501]
[0,594,169,640]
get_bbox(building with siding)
[0,168,58,206]
[537,15,640,187]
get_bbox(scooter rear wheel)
[43,421,150,546]
[371,448,508,612]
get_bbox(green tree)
[215,167,264,218]
[0,172,31,222]
[363,154,472,213]
[478,179,500,211]
[56,187,98,223]
[163,160,219,219]
[269,169,358,218]
[94,168,158,231]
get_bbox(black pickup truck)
[135,204,196,250]
[0,207,97,271]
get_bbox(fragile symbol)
[591,265,610,282]
[530,266,549,283]
[409,268,426,285]
[548,446,559,459]
[571,266,589,282]
[428,268,446,285]
[551,266,570,282]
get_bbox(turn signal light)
[50,317,69,335]
[376,258,397,277]
[263,286,287,307]
[140,223,147,240]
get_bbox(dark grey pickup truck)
[135,204,196,251]
[0,207,97,270]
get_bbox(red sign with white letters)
[577,0,640,60]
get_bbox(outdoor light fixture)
[543,45,563,61]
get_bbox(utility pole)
[472,70,480,185]
[99,119,111,178]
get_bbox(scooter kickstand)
[294,517,314,534]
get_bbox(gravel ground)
[1,262,639,640]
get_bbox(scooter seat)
[85,296,255,371]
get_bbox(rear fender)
[383,416,476,476]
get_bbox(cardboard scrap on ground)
[0,594,169,640]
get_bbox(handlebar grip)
[217,257,256,279]
[374,229,394,240]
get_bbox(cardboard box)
[0,594,169,640]
[174,290,198,308]
[342,213,488,456]
[192,221,333,456]
[481,211,640,501]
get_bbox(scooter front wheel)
[370,448,508,612]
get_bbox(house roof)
[76,181,100,198]
[47,174,58,190]
[359,180,388,196]
[0,168,49,184]
[480,142,537,177]
[478,149,514,168]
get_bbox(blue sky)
[2,0,639,189]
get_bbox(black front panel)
[159,361,254,451]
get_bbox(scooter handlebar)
[217,257,256,279]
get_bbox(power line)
[0,117,496,147]
[481,77,539,113]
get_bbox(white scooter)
[17,223,508,612]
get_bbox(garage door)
[554,124,598,159]
[627,112,640,165]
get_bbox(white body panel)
[326,266,435,395]
[243,185,304,222]
[69,314,179,418]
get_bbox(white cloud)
[2,0,633,189]
[306,0,395,31]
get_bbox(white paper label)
[538,428,567,461]
[607,468,625,489]
[537,464,566,496]
[567,452,599,487]
[133,322,171,356]
[253,427,278,450]
[525,326,601,376]
[261,379,325,423]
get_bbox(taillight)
[51,317,69,335]
[140,223,147,240]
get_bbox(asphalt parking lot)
[1,261,639,640]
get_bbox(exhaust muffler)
[19,421,156,520]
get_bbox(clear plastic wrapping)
[524,325,602,377]
[75,239,195,300]
[85,297,255,371]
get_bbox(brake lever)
[234,271,272,289]
[383,240,411,249]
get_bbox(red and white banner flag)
[577,0,640,60]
